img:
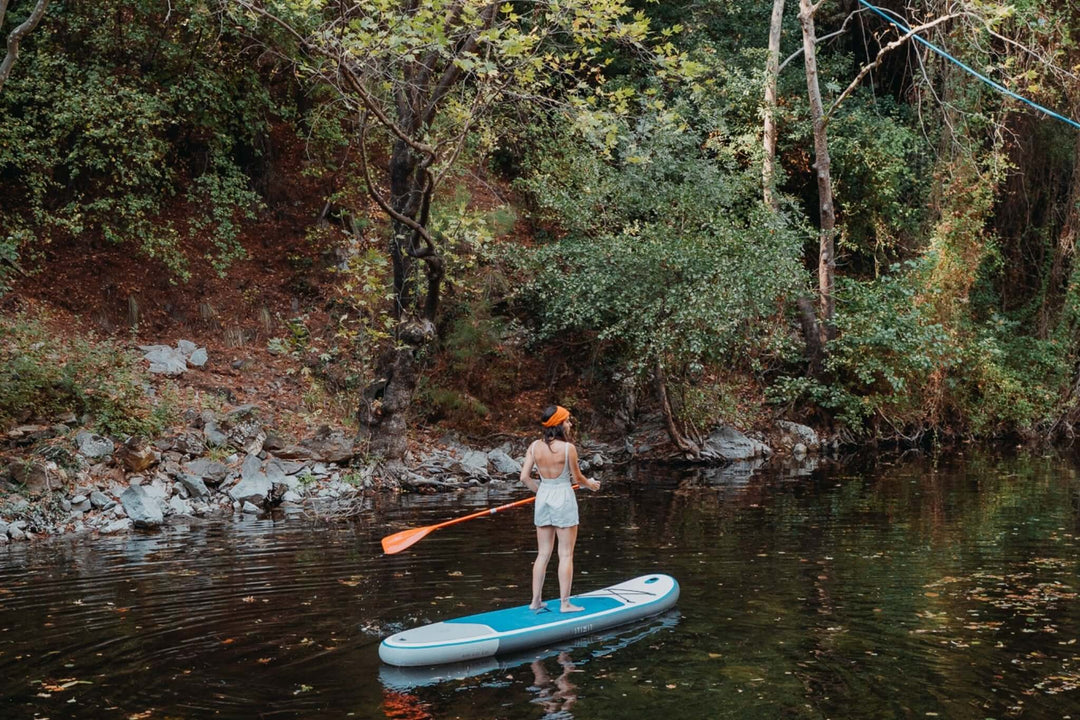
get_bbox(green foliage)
[770,264,951,428]
[0,0,274,279]
[517,115,803,388]
[0,312,175,437]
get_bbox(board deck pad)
[379,574,679,667]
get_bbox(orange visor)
[542,405,570,427]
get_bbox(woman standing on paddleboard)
[519,405,601,612]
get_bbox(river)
[1,450,1077,719]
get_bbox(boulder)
[11,459,58,495]
[116,439,159,473]
[119,485,164,528]
[139,345,187,376]
[229,454,271,505]
[176,473,210,498]
[301,426,354,464]
[90,491,116,510]
[459,450,490,478]
[101,518,133,534]
[487,448,522,476]
[203,421,228,448]
[701,425,772,462]
[183,458,229,484]
[776,420,821,452]
[75,431,115,459]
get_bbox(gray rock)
[793,443,808,458]
[177,339,198,357]
[70,494,92,513]
[75,431,114,459]
[168,432,206,456]
[203,421,229,447]
[301,427,354,464]
[140,344,187,375]
[590,453,606,468]
[183,458,229,484]
[459,450,490,477]
[119,485,165,528]
[702,425,772,461]
[226,404,259,419]
[177,473,210,498]
[776,420,821,451]
[101,518,133,534]
[487,449,522,476]
[0,521,7,536]
[90,491,116,510]
[188,347,208,367]
[282,490,302,503]
[167,496,193,516]
[229,454,271,505]
[8,524,27,541]
[242,501,261,514]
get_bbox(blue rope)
[856,0,1080,131]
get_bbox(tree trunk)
[655,360,701,458]
[798,0,837,343]
[762,0,785,211]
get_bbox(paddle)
[381,484,580,555]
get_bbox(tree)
[231,0,679,462]
[0,0,48,93]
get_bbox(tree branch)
[823,12,962,127]
[0,0,49,93]
[357,112,436,252]
[779,8,866,73]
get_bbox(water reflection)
[0,451,1077,719]
[529,652,578,718]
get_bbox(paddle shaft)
[424,483,581,532]
[381,484,580,554]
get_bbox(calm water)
[1,451,1078,719]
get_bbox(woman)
[519,405,601,612]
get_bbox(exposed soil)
[4,123,586,445]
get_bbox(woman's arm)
[568,444,601,491]
[520,441,539,493]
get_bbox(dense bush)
[515,116,804,410]
[0,0,273,279]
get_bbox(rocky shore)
[0,400,821,546]
[1,336,823,546]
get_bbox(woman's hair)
[541,405,568,446]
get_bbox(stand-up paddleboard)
[380,609,681,690]
[379,574,679,667]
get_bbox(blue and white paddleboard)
[379,574,679,667]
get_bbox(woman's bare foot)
[530,602,544,611]
[559,602,584,613]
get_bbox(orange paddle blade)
[382,525,436,555]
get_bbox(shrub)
[0,312,175,437]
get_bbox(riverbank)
[0,368,823,545]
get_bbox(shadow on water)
[0,449,1078,719]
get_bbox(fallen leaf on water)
[241,596,256,603]
[338,577,363,587]
[448,571,463,577]
[257,658,272,664]
[222,638,236,645]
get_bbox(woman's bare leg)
[555,525,583,612]
[531,526,556,609]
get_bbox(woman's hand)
[586,477,601,492]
